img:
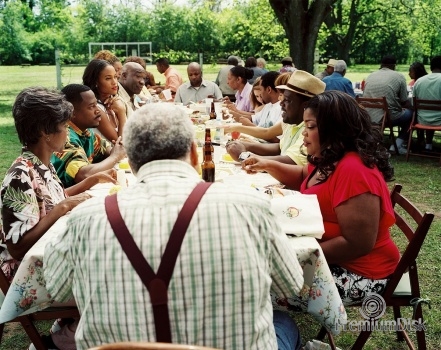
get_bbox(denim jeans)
[392,108,413,141]
[273,310,302,350]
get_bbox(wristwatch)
[238,151,252,161]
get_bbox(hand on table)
[227,104,239,113]
[230,110,243,122]
[242,156,268,174]
[226,141,247,161]
[92,169,118,185]
[60,192,92,213]
[110,136,126,161]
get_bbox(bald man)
[118,62,146,117]
[174,62,223,105]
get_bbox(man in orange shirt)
[155,57,183,98]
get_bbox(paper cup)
[117,169,127,188]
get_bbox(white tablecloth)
[0,146,347,334]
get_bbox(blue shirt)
[323,72,355,98]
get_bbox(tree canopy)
[0,0,440,69]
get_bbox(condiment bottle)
[201,128,215,182]
[209,101,217,120]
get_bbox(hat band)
[286,83,314,97]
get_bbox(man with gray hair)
[322,60,355,98]
[44,103,304,350]
[174,62,223,105]
[215,55,239,100]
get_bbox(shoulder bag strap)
[104,181,212,343]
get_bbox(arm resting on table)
[242,159,307,190]
[6,204,71,260]
[226,122,282,141]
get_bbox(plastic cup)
[117,170,127,188]
[231,131,241,140]
[194,126,205,146]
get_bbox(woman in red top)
[242,91,400,305]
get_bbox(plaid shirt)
[51,122,109,188]
[363,68,408,123]
[44,160,303,350]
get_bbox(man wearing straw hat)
[226,70,325,166]
[315,58,337,80]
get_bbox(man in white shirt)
[174,62,223,105]
[252,71,283,129]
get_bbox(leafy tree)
[219,0,287,61]
[0,1,32,64]
[407,0,441,62]
[268,0,336,72]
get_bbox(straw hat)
[327,59,337,67]
[276,70,325,97]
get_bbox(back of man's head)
[381,55,396,69]
[155,57,169,67]
[245,57,257,68]
[260,71,280,91]
[124,104,194,173]
[227,56,239,66]
[281,57,293,66]
[430,56,441,71]
[334,60,347,74]
[61,84,91,106]
[125,56,146,69]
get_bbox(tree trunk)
[269,0,335,73]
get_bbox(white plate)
[86,183,115,197]
[219,158,240,165]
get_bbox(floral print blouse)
[0,151,66,281]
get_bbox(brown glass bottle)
[209,101,217,120]
[202,128,215,182]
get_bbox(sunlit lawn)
[0,64,439,349]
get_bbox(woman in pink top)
[241,91,400,305]
[226,66,254,112]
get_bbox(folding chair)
[406,97,441,165]
[356,96,399,155]
[88,342,221,350]
[318,184,434,350]
[0,269,79,350]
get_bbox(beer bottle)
[209,101,217,120]
[202,128,215,182]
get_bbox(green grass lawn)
[0,65,439,349]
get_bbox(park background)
[1,0,441,70]
[0,0,441,348]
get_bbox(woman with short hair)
[1,87,116,349]
[1,87,115,279]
